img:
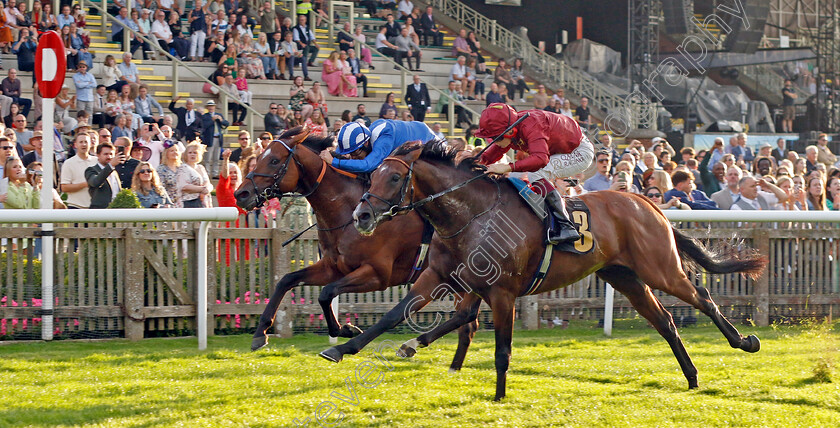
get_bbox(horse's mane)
[279,126,335,153]
[392,140,489,176]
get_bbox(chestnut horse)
[319,141,766,401]
[234,129,479,368]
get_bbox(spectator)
[643,186,686,210]
[509,58,529,103]
[379,92,397,119]
[804,145,819,174]
[179,141,213,208]
[258,0,281,38]
[337,21,355,52]
[12,28,34,74]
[134,84,163,124]
[678,147,695,165]
[210,9,228,33]
[19,131,40,166]
[352,25,374,69]
[781,79,796,133]
[397,0,413,19]
[111,114,133,140]
[736,132,754,162]
[83,141,122,209]
[53,86,77,133]
[60,133,97,209]
[383,13,401,41]
[199,99,228,177]
[452,28,470,58]
[12,113,30,152]
[304,80,326,121]
[418,6,443,46]
[1,68,29,117]
[698,139,726,195]
[135,122,164,168]
[111,7,131,51]
[131,161,172,208]
[352,103,371,127]
[263,103,283,136]
[395,27,422,71]
[806,176,827,210]
[292,14,319,68]
[664,170,718,210]
[117,52,143,93]
[431,122,444,140]
[597,133,620,169]
[375,25,403,70]
[341,49,367,99]
[321,51,352,97]
[771,138,787,162]
[156,140,186,206]
[403,16,420,46]
[2,156,38,208]
[185,0,208,62]
[710,164,742,210]
[28,161,64,209]
[253,32,277,79]
[575,96,591,129]
[583,151,613,192]
[816,133,837,167]
[486,82,504,106]
[38,2,57,31]
[826,176,840,210]
[404,74,430,122]
[256,131,272,152]
[216,149,245,213]
[552,88,566,105]
[91,84,108,128]
[234,66,253,106]
[219,73,246,126]
[560,100,573,118]
[304,107,328,138]
[101,55,126,95]
[230,130,254,164]
[449,55,474,100]
[56,4,74,29]
[167,96,200,142]
[439,80,470,127]
[532,84,549,109]
[70,63,96,118]
[280,30,309,80]
[753,156,774,178]
[111,136,138,189]
[151,10,173,57]
[611,161,639,193]
[730,177,768,210]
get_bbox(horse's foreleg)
[252,261,337,351]
[396,292,482,371]
[317,264,382,338]
[319,270,444,363]
[598,266,699,389]
[487,290,516,402]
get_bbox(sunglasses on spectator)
[14,119,24,122]
[0,145,13,150]
[139,169,152,174]
[239,137,249,140]
[597,158,610,163]
[29,170,43,176]
[646,193,662,198]
[260,136,271,140]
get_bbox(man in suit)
[292,14,319,67]
[404,74,431,122]
[771,138,787,163]
[134,85,165,124]
[710,164,742,210]
[419,6,443,46]
[85,142,124,209]
[169,96,202,142]
[730,177,769,210]
[199,100,229,178]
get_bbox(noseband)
[245,139,326,207]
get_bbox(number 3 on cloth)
[572,211,593,252]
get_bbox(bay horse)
[233,128,479,368]
[318,140,766,401]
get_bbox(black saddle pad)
[550,197,595,255]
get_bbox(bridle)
[359,156,496,238]
[245,139,327,207]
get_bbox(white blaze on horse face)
[261,147,272,160]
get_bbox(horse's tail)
[672,228,767,280]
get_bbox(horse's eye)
[391,173,401,182]
[270,158,280,165]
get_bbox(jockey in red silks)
[475,103,595,244]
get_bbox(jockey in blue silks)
[319,119,436,173]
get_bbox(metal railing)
[87,2,265,137]
[322,12,482,136]
[426,0,658,132]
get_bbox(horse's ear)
[403,143,424,162]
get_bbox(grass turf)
[0,321,837,427]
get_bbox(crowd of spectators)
[574,133,840,212]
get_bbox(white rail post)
[603,283,614,337]
[329,296,339,344]
[197,220,210,350]
[41,97,55,341]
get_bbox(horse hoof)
[687,377,698,389]
[448,367,460,374]
[339,324,364,338]
[397,344,416,358]
[743,334,760,353]
[319,347,344,363]
[251,336,268,352]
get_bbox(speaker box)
[662,0,691,34]
[723,0,770,54]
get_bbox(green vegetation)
[0,322,837,427]
[108,189,142,209]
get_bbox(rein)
[245,140,328,206]
[361,156,498,238]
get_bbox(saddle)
[507,177,595,255]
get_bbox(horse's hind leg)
[636,263,760,353]
[597,266,698,389]
[396,292,482,372]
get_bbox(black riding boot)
[545,190,581,244]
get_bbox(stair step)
[140,75,167,81]
[154,91,192,97]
